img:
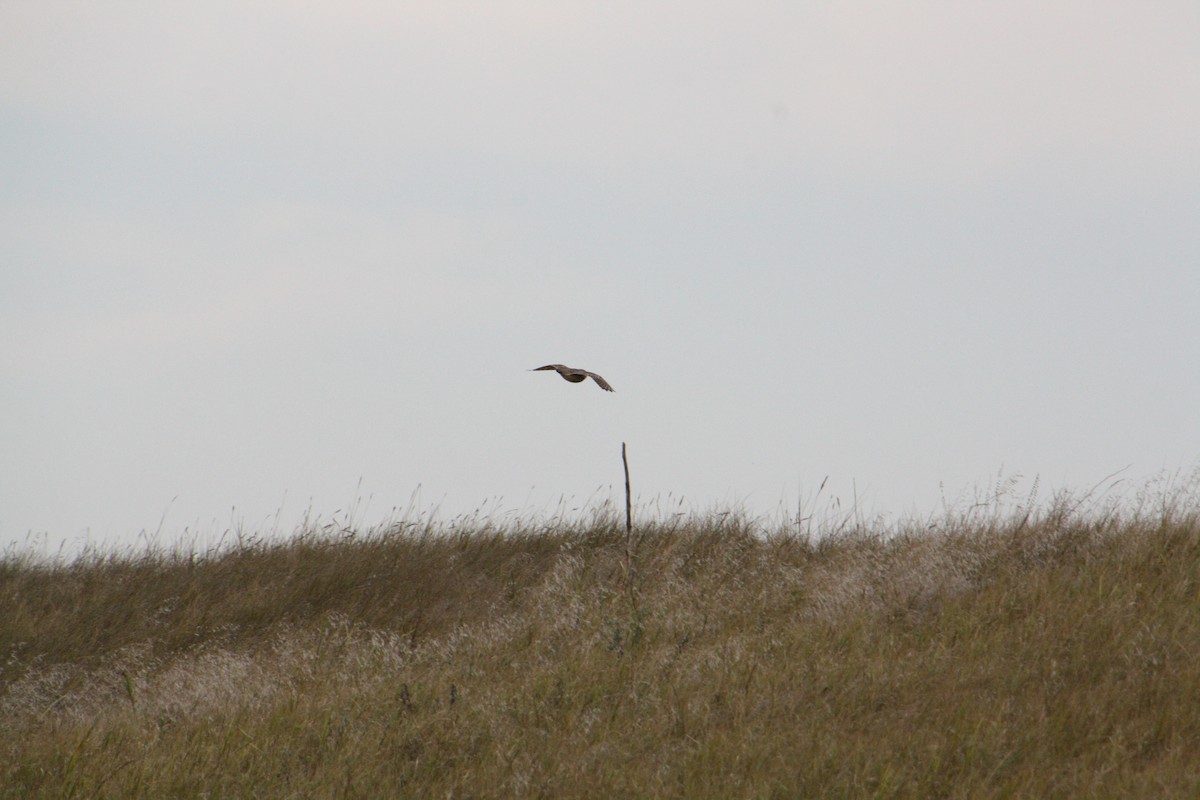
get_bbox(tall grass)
[3,475,1200,798]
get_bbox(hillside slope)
[3,497,1200,798]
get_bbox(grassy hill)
[3,482,1200,798]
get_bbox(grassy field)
[3,477,1200,798]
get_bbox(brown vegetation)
[3,480,1200,798]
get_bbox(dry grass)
[4,479,1200,798]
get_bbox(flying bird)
[531,364,614,392]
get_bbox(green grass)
[4,481,1200,798]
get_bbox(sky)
[3,2,1199,554]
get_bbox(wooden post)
[621,442,632,535]
[621,441,637,613]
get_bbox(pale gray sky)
[3,2,1199,552]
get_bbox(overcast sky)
[3,2,1198,553]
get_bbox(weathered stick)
[621,442,632,535]
[621,441,637,611]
